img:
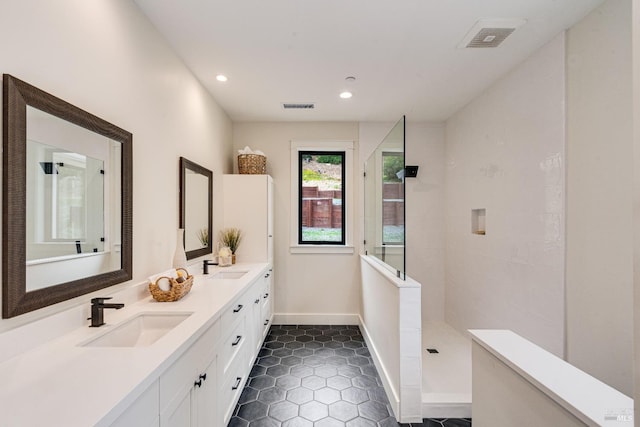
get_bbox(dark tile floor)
[228,325,472,427]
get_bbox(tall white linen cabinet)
[222,174,274,264]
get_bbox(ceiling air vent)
[283,103,315,109]
[458,18,526,49]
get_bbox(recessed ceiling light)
[216,74,228,82]
[340,91,353,99]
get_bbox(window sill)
[290,245,355,255]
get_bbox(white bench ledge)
[469,329,633,427]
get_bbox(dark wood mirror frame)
[179,157,213,260]
[2,74,133,318]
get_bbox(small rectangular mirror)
[179,157,212,259]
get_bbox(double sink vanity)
[0,74,276,426]
[0,262,273,427]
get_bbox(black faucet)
[203,259,218,275]
[88,297,124,327]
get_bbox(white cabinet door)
[223,175,273,263]
[267,178,274,263]
[160,388,192,427]
[193,356,217,427]
[110,381,159,427]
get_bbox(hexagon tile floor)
[228,325,472,427]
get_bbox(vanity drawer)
[221,289,251,332]
[160,321,220,409]
[220,351,248,425]
[220,316,247,375]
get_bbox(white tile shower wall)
[566,0,633,396]
[444,33,566,357]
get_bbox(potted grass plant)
[219,227,242,264]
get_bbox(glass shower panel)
[364,116,405,279]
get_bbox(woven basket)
[149,268,193,302]
[238,154,266,174]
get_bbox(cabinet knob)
[233,304,243,313]
[194,373,207,388]
[255,298,260,304]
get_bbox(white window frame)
[290,140,354,254]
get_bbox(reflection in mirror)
[25,107,123,291]
[3,74,132,318]
[179,157,212,260]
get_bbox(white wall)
[444,34,566,356]
[232,122,360,321]
[633,0,640,421]
[566,0,633,396]
[0,0,233,332]
[359,122,446,322]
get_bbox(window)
[298,151,345,245]
[381,151,404,245]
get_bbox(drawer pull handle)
[255,298,260,304]
[263,293,269,299]
[232,377,242,390]
[264,273,270,278]
[264,319,269,326]
[199,373,207,381]
[194,379,202,388]
[232,335,242,346]
[233,304,243,313]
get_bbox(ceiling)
[133,0,603,123]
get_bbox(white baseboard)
[272,313,359,325]
[358,315,401,421]
[422,395,472,418]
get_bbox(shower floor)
[422,321,472,418]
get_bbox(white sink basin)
[211,270,249,280]
[81,312,192,347]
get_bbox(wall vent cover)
[283,103,315,109]
[458,18,526,49]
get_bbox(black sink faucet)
[88,297,124,327]
[203,259,218,275]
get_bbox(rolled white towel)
[254,149,265,156]
[238,146,254,155]
[148,268,178,292]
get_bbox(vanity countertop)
[0,262,269,427]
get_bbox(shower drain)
[426,348,439,354]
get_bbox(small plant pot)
[232,254,236,264]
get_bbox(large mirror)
[179,157,212,259]
[3,74,133,318]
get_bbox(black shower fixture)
[405,165,419,178]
